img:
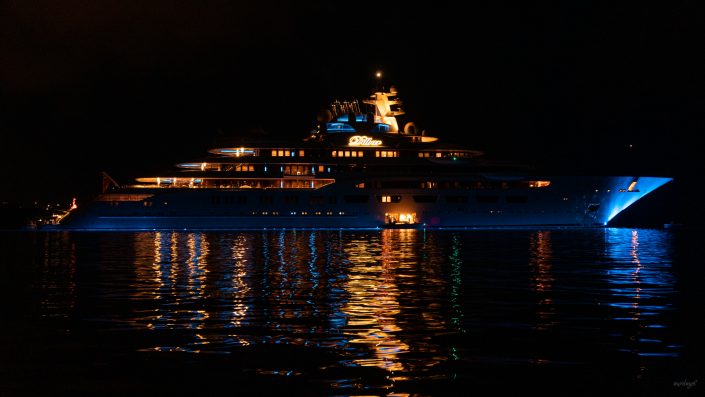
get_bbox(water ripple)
[1,227,693,394]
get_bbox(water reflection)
[448,233,464,334]
[340,231,408,372]
[126,229,682,368]
[339,229,450,377]
[135,232,209,334]
[37,232,76,318]
[604,228,678,359]
[228,233,250,331]
[126,230,455,375]
[529,231,556,331]
[13,228,683,393]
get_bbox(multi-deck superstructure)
[59,84,671,229]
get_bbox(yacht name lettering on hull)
[348,135,382,147]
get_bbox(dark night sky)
[2,1,704,222]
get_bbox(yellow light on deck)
[529,180,551,188]
[348,135,382,146]
[376,71,382,79]
[628,181,638,192]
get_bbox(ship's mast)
[363,71,404,133]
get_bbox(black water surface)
[1,229,703,396]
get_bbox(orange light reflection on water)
[529,231,556,332]
[129,230,450,367]
[340,230,417,372]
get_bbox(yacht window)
[376,151,398,158]
[378,195,402,203]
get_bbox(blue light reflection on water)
[603,228,679,362]
[0,228,696,394]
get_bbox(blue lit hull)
[58,176,672,230]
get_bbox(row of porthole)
[251,211,347,216]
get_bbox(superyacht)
[59,80,671,229]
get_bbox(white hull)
[59,176,671,230]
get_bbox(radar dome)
[316,109,333,123]
[403,122,417,135]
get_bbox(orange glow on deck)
[529,180,551,188]
[132,177,335,190]
[385,212,416,224]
